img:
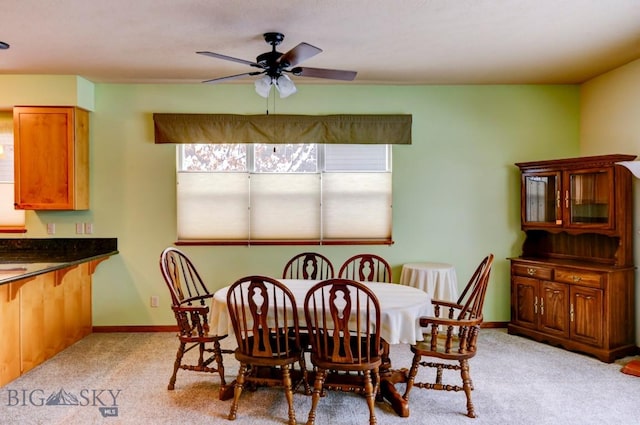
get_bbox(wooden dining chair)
[159,247,232,392]
[226,275,309,425]
[282,252,335,280]
[339,253,392,283]
[402,254,494,418]
[303,278,383,425]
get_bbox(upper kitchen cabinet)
[13,106,89,210]
[516,154,636,267]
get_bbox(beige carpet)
[1,329,638,425]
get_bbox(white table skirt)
[399,262,459,301]
[210,279,433,345]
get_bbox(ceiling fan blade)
[196,51,262,68]
[278,42,322,67]
[292,67,357,81]
[202,71,263,84]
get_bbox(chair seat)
[178,334,225,343]
[411,333,477,361]
[311,355,382,372]
[235,350,303,367]
[310,334,383,371]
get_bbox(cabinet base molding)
[507,324,638,363]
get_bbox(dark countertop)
[0,238,118,285]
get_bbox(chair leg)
[363,370,378,425]
[168,342,186,390]
[299,352,311,395]
[402,353,420,401]
[460,359,476,418]
[282,365,297,425]
[212,338,226,386]
[228,363,248,421]
[306,368,327,425]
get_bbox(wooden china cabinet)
[508,154,637,362]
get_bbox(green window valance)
[153,113,412,144]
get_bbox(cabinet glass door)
[568,170,611,227]
[522,172,560,226]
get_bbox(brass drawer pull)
[572,275,582,282]
[527,268,536,276]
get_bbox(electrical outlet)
[150,295,159,308]
[84,222,94,234]
[46,223,55,235]
[76,223,84,234]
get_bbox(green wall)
[0,77,580,326]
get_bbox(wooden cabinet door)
[511,276,538,330]
[538,281,570,338]
[20,274,50,374]
[13,106,89,210]
[43,272,66,359]
[61,265,85,345]
[570,286,603,347]
[0,282,22,386]
[564,168,614,230]
[521,171,562,229]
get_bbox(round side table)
[399,262,459,301]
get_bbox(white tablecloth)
[210,279,433,345]
[399,262,459,301]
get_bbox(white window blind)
[176,144,392,244]
[177,172,250,240]
[0,112,26,231]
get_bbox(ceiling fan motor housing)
[258,32,288,75]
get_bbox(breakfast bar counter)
[0,238,118,387]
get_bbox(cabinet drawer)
[554,269,603,288]
[512,264,552,280]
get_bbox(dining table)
[210,278,433,417]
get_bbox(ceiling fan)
[197,32,357,98]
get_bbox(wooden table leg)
[219,383,235,400]
[379,341,411,417]
[380,368,410,417]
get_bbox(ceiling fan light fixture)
[275,74,297,98]
[254,74,273,98]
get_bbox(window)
[176,144,392,244]
[0,112,25,232]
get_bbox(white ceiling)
[1,0,640,85]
